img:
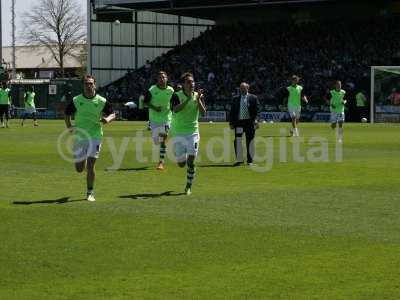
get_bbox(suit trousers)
[234,119,255,163]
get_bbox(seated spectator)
[104,16,399,115]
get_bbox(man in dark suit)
[229,82,259,166]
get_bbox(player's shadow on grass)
[119,191,185,200]
[260,134,291,138]
[106,167,149,172]
[12,197,85,205]
[199,164,234,168]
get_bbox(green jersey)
[138,95,145,110]
[330,89,346,113]
[24,92,36,108]
[0,88,10,105]
[287,85,303,108]
[356,92,367,107]
[72,94,108,140]
[147,85,174,124]
[170,91,200,136]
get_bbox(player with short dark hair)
[326,80,346,143]
[170,72,206,195]
[64,75,116,202]
[144,71,174,170]
[279,75,308,136]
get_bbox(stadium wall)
[90,5,214,87]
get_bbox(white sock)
[295,128,299,136]
[338,128,343,139]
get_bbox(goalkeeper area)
[1,121,400,299]
[371,66,400,123]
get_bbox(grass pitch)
[1,120,400,299]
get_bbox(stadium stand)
[102,15,400,119]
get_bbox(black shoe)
[233,162,243,167]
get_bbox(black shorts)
[0,104,10,115]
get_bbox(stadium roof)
[98,0,336,19]
[103,0,332,9]
[95,0,390,20]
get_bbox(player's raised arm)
[301,89,308,104]
[171,93,189,113]
[197,90,206,115]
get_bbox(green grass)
[1,120,400,299]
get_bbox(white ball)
[262,120,266,124]
[114,20,121,25]
[209,120,213,123]
[361,117,367,123]
[269,120,274,124]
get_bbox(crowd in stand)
[103,16,400,113]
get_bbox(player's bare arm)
[101,112,116,124]
[173,98,190,113]
[197,92,206,115]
